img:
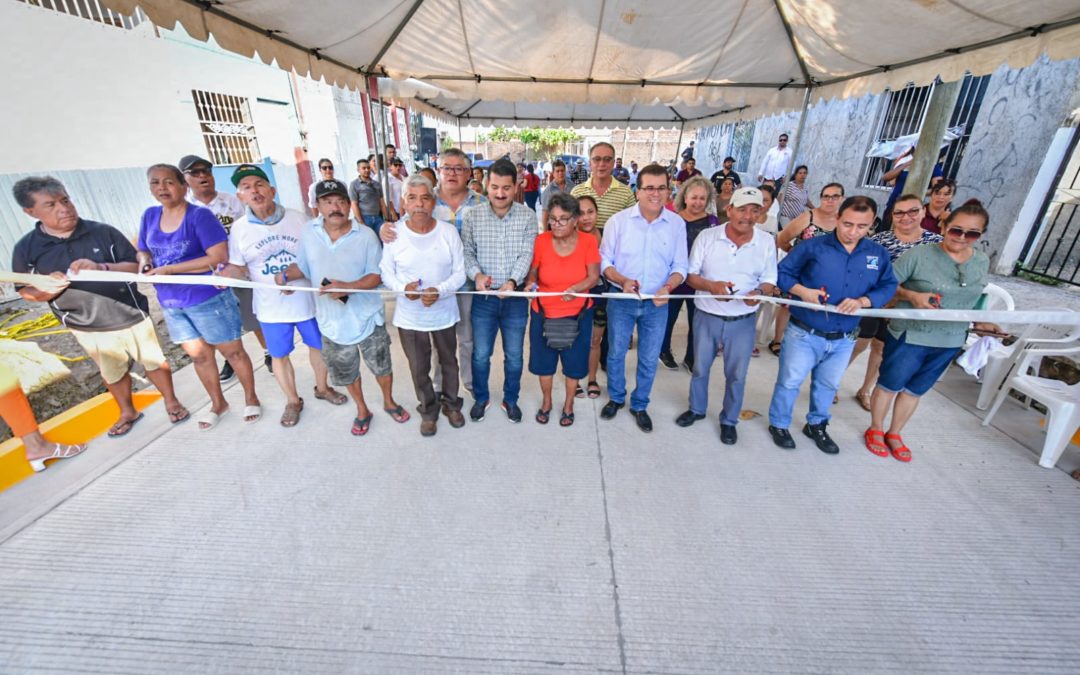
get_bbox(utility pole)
[906,79,962,199]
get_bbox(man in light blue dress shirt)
[599,164,688,433]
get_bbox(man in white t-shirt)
[387,158,406,221]
[225,166,347,427]
[180,154,266,382]
[380,175,467,436]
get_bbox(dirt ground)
[0,285,190,442]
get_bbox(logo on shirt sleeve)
[866,255,880,270]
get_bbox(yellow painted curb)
[0,390,162,492]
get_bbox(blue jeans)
[688,311,756,426]
[362,214,384,241]
[471,294,528,405]
[661,295,696,362]
[768,322,857,428]
[605,299,667,411]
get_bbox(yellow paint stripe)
[0,390,162,492]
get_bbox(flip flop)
[314,387,348,405]
[28,443,87,473]
[864,428,889,457]
[383,405,411,423]
[280,399,304,427]
[884,433,912,462]
[107,413,144,438]
[198,409,228,431]
[243,405,262,423]
[559,411,575,427]
[351,415,373,436]
[167,407,191,424]
[535,408,551,424]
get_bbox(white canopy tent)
[102,0,1080,129]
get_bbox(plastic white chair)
[975,308,1080,409]
[980,282,1015,312]
[981,344,1080,468]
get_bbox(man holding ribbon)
[767,196,897,454]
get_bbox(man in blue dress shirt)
[599,164,689,433]
[767,196,897,453]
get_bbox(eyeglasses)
[590,156,614,163]
[319,165,333,171]
[945,226,982,242]
[639,185,668,193]
[547,215,574,227]
[440,166,468,174]
[893,207,921,219]
[820,194,843,201]
[184,168,211,177]
[779,138,788,143]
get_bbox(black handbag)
[540,305,583,351]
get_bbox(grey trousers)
[688,310,757,426]
[399,326,462,421]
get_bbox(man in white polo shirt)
[675,187,778,445]
[224,166,346,427]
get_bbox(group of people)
[8,137,997,472]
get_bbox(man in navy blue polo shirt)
[767,195,897,454]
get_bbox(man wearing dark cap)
[180,154,269,380]
[387,157,406,221]
[709,156,742,192]
[278,178,409,437]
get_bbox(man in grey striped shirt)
[461,159,537,424]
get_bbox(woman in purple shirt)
[137,164,261,430]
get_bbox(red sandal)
[864,428,889,457]
[884,433,912,462]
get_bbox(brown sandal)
[855,391,872,412]
[314,387,347,405]
[280,399,304,427]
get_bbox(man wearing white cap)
[676,187,778,446]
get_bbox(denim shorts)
[260,317,322,358]
[162,290,242,345]
[528,308,593,379]
[877,331,961,397]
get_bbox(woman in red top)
[921,179,954,234]
[523,163,541,211]
[525,193,601,426]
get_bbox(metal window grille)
[192,90,262,165]
[860,74,990,189]
[17,0,147,29]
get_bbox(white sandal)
[28,443,87,473]
[198,409,228,431]
[243,405,262,423]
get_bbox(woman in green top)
[866,199,1000,462]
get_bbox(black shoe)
[769,425,796,449]
[676,410,705,427]
[501,401,523,423]
[469,400,490,422]
[264,351,273,374]
[219,361,235,383]
[631,409,653,433]
[600,400,624,420]
[803,422,840,454]
[659,352,678,370]
[681,359,694,374]
[720,424,737,445]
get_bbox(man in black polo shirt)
[11,176,189,437]
[709,156,742,192]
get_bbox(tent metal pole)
[457,118,463,148]
[367,76,393,220]
[782,87,812,193]
[674,121,686,170]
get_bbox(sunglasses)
[319,165,333,171]
[945,226,982,242]
[184,168,211,177]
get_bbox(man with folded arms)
[767,196,897,453]
[224,165,346,428]
[676,187,777,445]
[599,163,688,433]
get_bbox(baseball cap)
[314,179,349,200]
[178,155,212,172]
[730,187,764,208]
[390,157,404,166]
[230,164,269,187]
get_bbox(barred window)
[860,74,990,189]
[192,90,262,165]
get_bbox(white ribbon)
[9,269,1079,327]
